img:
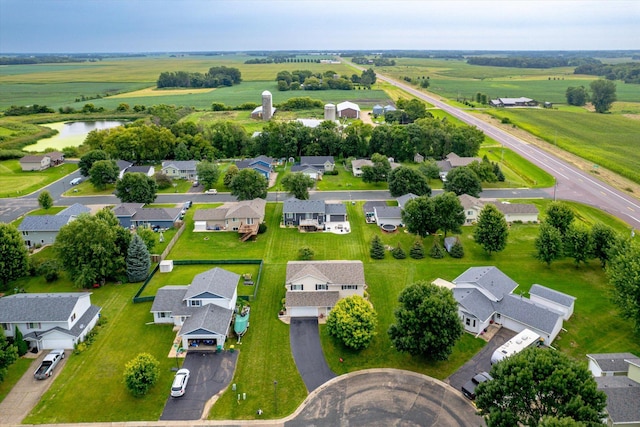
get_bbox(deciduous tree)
[475,347,606,427]
[401,196,437,237]
[38,190,53,209]
[473,203,509,256]
[361,153,391,184]
[564,223,593,267]
[590,79,617,113]
[0,329,18,382]
[591,222,618,268]
[0,223,29,289]
[387,166,431,197]
[326,295,377,351]
[223,164,239,187]
[388,281,463,360]
[607,238,640,332]
[443,166,482,197]
[196,161,221,191]
[89,159,119,190]
[229,169,268,200]
[123,353,160,397]
[432,192,465,237]
[115,173,158,204]
[281,172,315,200]
[565,86,588,106]
[545,202,575,236]
[535,222,564,267]
[78,149,108,177]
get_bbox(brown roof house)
[20,154,51,171]
[193,198,266,241]
[458,194,539,225]
[284,260,366,318]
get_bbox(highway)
[369,70,640,230]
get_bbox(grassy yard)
[10,196,640,423]
[0,358,33,404]
[0,161,77,198]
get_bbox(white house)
[150,267,239,350]
[373,206,403,227]
[285,260,366,318]
[451,266,573,344]
[459,194,539,225]
[0,293,102,351]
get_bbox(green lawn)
[0,161,77,198]
[0,358,33,404]
[10,197,640,423]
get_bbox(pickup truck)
[34,349,65,380]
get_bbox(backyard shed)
[160,260,174,273]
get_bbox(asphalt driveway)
[447,328,516,393]
[160,350,238,421]
[289,318,336,392]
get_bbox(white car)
[204,189,217,194]
[171,368,190,397]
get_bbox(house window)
[305,213,312,220]
[189,300,201,307]
[247,218,254,225]
[465,318,471,326]
[70,313,76,322]
[1,323,9,331]
[291,284,303,291]
[316,284,328,291]
[286,213,293,219]
[232,218,237,222]
[473,320,476,327]
[23,231,28,236]
[27,322,40,329]
[341,285,358,290]
[158,312,167,318]
[467,210,473,215]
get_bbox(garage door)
[42,337,73,350]
[289,307,318,317]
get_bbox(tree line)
[275,68,376,91]
[351,56,396,66]
[156,66,242,88]
[467,56,570,68]
[574,61,640,84]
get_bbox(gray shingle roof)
[454,288,495,322]
[184,267,239,301]
[488,202,539,215]
[17,215,73,232]
[179,304,233,336]
[0,293,91,322]
[161,160,197,170]
[291,164,320,173]
[151,286,188,312]
[286,291,340,307]
[300,156,334,166]
[283,198,326,214]
[193,208,229,221]
[453,266,518,301]
[494,294,563,334]
[596,376,640,423]
[116,160,133,171]
[57,203,90,217]
[374,206,401,219]
[125,166,153,174]
[325,203,346,215]
[529,284,575,308]
[112,203,145,217]
[396,193,418,209]
[587,353,639,373]
[286,261,365,285]
[131,208,182,222]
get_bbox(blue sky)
[1,0,638,53]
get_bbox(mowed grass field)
[0,160,77,197]
[13,198,640,423]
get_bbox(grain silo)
[324,103,336,121]
[262,90,273,121]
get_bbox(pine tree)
[409,239,425,259]
[449,241,465,258]
[370,235,386,259]
[430,240,445,259]
[14,326,28,356]
[126,234,150,283]
[392,243,406,259]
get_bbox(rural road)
[367,68,640,231]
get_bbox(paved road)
[289,318,336,392]
[362,67,640,230]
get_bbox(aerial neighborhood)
[1,42,639,427]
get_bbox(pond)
[24,120,126,152]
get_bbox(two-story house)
[282,198,347,231]
[18,203,90,248]
[161,160,199,181]
[284,260,366,317]
[150,267,239,351]
[235,155,274,180]
[0,292,102,351]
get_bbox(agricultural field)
[12,198,640,422]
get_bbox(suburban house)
[437,152,482,180]
[351,158,400,177]
[282,198,347,231]
[300,156,335,172]
[490,97,538,108]
[116,160,133,179]
[235,155,274,180]
[19,154,51,171]
[284,260,366,317]
[124,165,155,177]
[161,160,199,180]
[587,353,640,426]
[47,151,65,166]
[150,267,239,351]
[112,203,181,229]
[193,198,266,241]
[374,206,403,227]
[397,193,419,210]
[290,164,323,180]
[18,203,90,248]
[337,101,360,119]
[414,153,425,163]
[0,292,102,351]
[459,194,539,224]
[449,266,575,344]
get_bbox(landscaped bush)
[410,239,425,259]
[37,260,61,282]
[392,243,406,259]
[449,241,465,258]
[370,235,385,259]
[298,246,314,260]
[324,169,339,176]
[258,223,268,234]
[430,242,445,259]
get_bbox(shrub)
[37,260,61,282]
[298,246,314,260]
[323,169,339,176]
[258,223,268,234]
[501,117,512,124]
[410,239,425,259]
[370,235,385,259]
[449,241,464,258]
[430,242,445,259]
[123,353,160,396]
[391,243,406,259]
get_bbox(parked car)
[192,181,199,187]
[205,189,217,194]
[34,349,65,380]
[461,372,493,400]
[70,177,82,186]
[183,200,192,210]
[171,368,190,397]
